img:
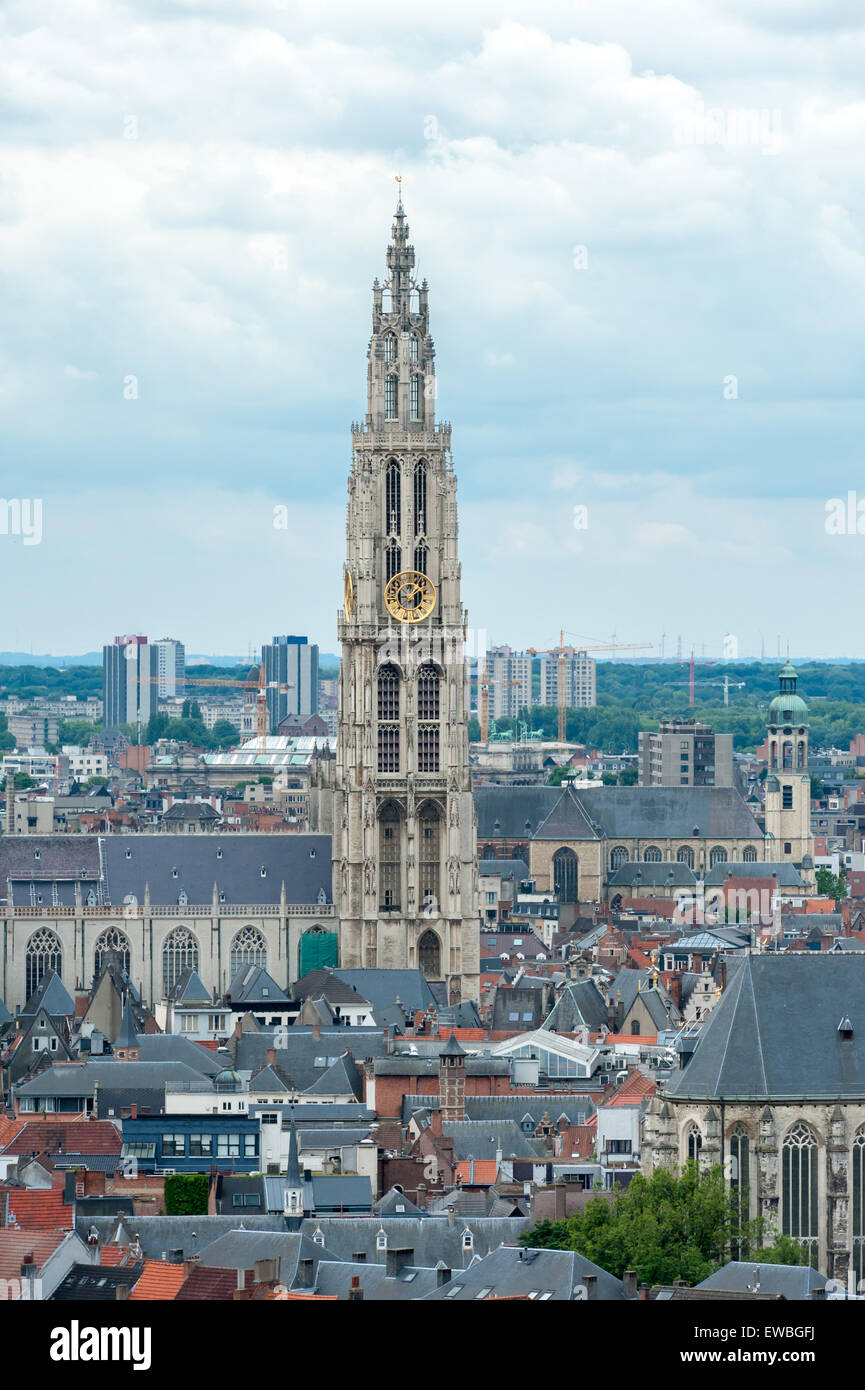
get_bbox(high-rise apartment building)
[262,636,319,731]
[154,638,186,698]
[103,635,157,731]
[638,718,734,787]
[487,645,533,720]
[538,651,597,709]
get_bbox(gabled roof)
[303,1051,364,1100]
[704,861,805,887]
[100,833,332,906]
[331,969,437,1016]
[227,965,290,1006]
[169,968,212,1005]
[696,1260,827,1298]
[373,1187,426,1218]
[420,1245,626,1301]
[533,785,603,841]
[114,995,138,1050]
[609,862,696,888]
[52,1262,144,1300]
[665,954,865,1100]
[21,970,75,1020]
[292,969,370,1008]
[542,980,608,1034]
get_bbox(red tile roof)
[130,1259,188,1301]
[453,1159,498,1185]
[176,1265,254,1301]
[605,1072,658,1107]
[0,1119,26,1150]
[0,1230,69,1281]
[3,1184,74,1232]
[3,1120,121,1157]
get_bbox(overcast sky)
[2,0,865,660]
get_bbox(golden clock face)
[344,568,354,620]
[384,569,437,623]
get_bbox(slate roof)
[609,863,697,888]
[309,1176,372,1211]
[478,859,530,880]
[194,1229,328,1280]
[303,1051,364,1100]
[312,1259,439,1300]
[234,1028,390,1091]
[100,833,332,906]
[696,1261,828,1298]
[300,1216,534,1267]
[704,861,805,887]
[474,786,560,839]
[136,1034,223,1075]
[420,1244,626,1301]
[169,969,213,1005]
[444,1120,547,1161]
[331,970,438,1015]
[664,954,865,1100]
[374,1187,426,1218]
[0,836,101,891]
[531,786,762,842]
[292,969,371,1007]
[14,1060,213,1096]
[0,998,12,1027]
[78,1215,288,1258]
[52,1262,143,1300]
[227,965,290,1006]
[542,980,608,1034]
[21,971,75,1019]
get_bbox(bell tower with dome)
[764,663,814,875]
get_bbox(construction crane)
[526,631,654,742]
[136,668,294,755]
[701,675,745,707]
[675,649,717,706]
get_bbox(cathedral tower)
[332,195,479,1004]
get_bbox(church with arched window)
[643,954,865,1279]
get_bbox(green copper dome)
[767,662,808,728]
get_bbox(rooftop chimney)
[623,1269,638,1299]
[349,1275,363,1302]
[583,1273,597,1301]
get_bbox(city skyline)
[3,2,865,655]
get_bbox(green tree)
[548,766,572,786]
[518,1163,806,1286]
[211,719,239,749]
[163,1173,209,1215]
[618,767,638,786]
[808,774,824,801]
[58,718,100,746]
[13,772,36,789]
[601,771,618,786]
[815,866,847,900]
[190,699,202,721]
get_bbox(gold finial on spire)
[395,173,403,204]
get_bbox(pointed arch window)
[162,927,199,997]
[25,929,62,1000]
[414,541,428,576]
[553,847,579,903]
[418,928,441,979]
[729,1125,750,1254]
[385,374,398,420]
[418,665,440,773]
[385,539,401,584]
[710,846,728,867]
[610,845,629,871]
[379,802,401,910]
[643,845,662,863]
[94,927,131,978]
[687,1123,703,1163]
[781,1121,819,1263]
[385,459,401,536]
[230,926,267,979]
[384,333,396,363]
[410,375,420,420]
[677,846,694,868]
[414,459,427,535]
[378,665,400,773]
[409,335,419,363]
[419,803,441,912]
[742,846,757,862]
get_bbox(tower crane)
[525,631,654,742]
[136,668,295,754]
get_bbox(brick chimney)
[668,975,682,1009]
[312,1018,320,1040]
[349,1275,363,1302]
[83,1170,106,1197]
[266,1048,276,1067]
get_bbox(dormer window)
[171,868,178,879]
[178,890,188,906]
[310,849,316,860]
[125,849,132,859]
[216,848,223,859]
[34,850,40,861]
[260,866,267,878]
